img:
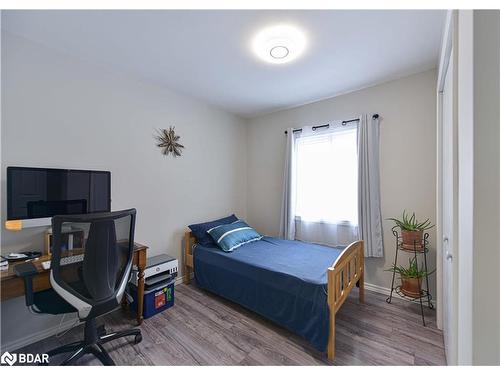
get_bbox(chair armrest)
[14,262,38,306]
[14,262,38,277]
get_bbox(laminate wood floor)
[19,283,446,365]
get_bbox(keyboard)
[41,254,84,270]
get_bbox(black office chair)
[14,209,142,366]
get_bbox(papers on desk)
[0,259,8,271]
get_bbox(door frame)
[436,9,474,365]
[436,9,454,334]
[456,10,474,365]
[436,9,458,365]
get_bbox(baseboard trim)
[2,274,190,353]
[364,282,392,296]
[364,282,436,306]
[175,273,192,285]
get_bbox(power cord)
[55,313,79,338]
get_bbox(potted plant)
[386,258,435,298]
[388,211,434,250]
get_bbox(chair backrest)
[50,209,136,320]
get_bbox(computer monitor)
[7,166,111,221]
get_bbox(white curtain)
[279,128,297,240]
[279,124,359,247]
[295,220,358,247]
[358,114,384,257]
[280,115,384,256]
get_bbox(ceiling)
[2,10,445,118]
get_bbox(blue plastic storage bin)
[129,278,175,319]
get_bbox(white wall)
[472,10,500,365]
[0,32,247,350]
[246,70,437,293]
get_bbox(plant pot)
[401,229,424,250]
[401,276,422,298]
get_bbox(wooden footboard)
[327,240,365,361]
[183,230,364,362]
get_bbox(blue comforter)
[193,236,344,351]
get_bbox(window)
[295,126,358,225]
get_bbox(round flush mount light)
[252,24,307,64]
[270,45,289,59]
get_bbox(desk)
[0,243,148,325]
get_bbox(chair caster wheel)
[134,333,142,344]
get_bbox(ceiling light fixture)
[270,46,289,59]
[252,24,307,64]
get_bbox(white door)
[442,52,458,365]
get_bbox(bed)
[183,233,364,361]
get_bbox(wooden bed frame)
[183,231,364,361]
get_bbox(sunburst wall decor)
[155,127,184,157]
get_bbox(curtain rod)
[284,113,379,134]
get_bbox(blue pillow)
[188,214,238,246]
[207,220,262,252]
